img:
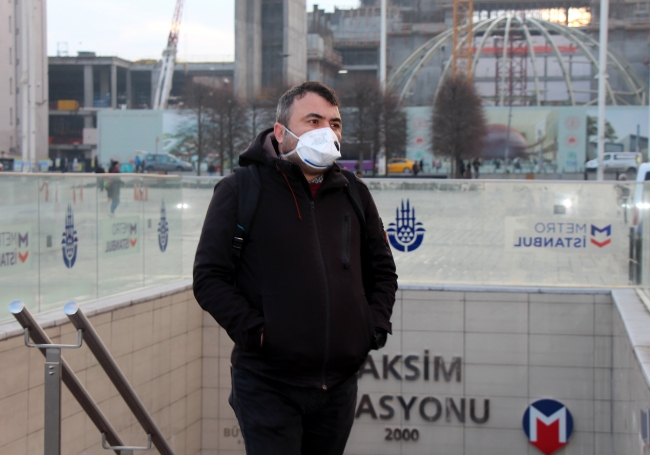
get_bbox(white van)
[585,152,641,173]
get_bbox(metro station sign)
[523,399,574,455]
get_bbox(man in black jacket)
[193,82,398,455]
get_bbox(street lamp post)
[596,0,610,181]
[378,0,388,176]
[504,99,513,174]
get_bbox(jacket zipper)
[311,200,331,390]
[343,212,351,269]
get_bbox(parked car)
[143,153,193,172]
[585,152,641,174]
[387,157,416,174]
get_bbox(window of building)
[341,49,379,66]
[9,107,13,125]
[9,47,12,64]
[9,77,12,94]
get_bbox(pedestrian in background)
[106,161,123,216]
[472,157,481,179]
[193,81,398,455]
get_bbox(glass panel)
[480,181,631,286]
[97,174,146,296]
[39,175,99,311]
[367,179,634,287]
[144,176,183,286]
[0,173,185,324]
[639,182,650,290]
[0,176,39,319]
[1,174,646,322]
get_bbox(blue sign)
[158,200,169,252]
[387,199,425,252]
[61,204,78,268]
[523,399,574,455]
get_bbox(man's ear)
[273,122,285,147]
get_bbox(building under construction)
[303,0,650,106]
[235,0,308,101]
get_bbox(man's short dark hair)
[276,81,340,126]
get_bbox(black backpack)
[230,163,367,263]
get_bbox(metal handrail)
[64,301,176,455]
[102,433,152,452]
[24,327,83,349]
[9,300,125,454]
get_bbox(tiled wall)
[351,289,614,455]
[202,288,616,455]
[611,290,650,455]
[0,288,203,455]
[201,313,244,455]
[3,285,650,455]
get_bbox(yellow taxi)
[387,157,416,174]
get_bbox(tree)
[432,76,487,178]
[248,98,276,138]
[382,90,408,164]
[210,86,249,175]
[339,76,407,176]
[180,79,216,176]
[587,115,617,142]
[340,77,379,173]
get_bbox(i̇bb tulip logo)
[523,399,574,455]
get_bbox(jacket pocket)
[342,212,351,269]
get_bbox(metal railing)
[9,300,175,455]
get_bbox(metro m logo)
[523,399,574,455]
[590,225,611,237]
[529,407,568,444]
[590,224,612,248]
[18,232,28,248]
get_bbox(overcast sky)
[47,0,360,61]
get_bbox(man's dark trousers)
[229,367,358,455]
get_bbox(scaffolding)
[451,0,474,81]
[494,30,529,106]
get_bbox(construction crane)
[451,0,474,82]
[153,0,185,110]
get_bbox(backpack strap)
[340,169,367,241]
[232,164,262,261]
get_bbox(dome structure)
[388,16,647,106]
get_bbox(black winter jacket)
[193,128,398,389]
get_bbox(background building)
[304,1,650,107]
[47,54,233,165]
[235,0,308,100]
[0,0,48,163]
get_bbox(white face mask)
[282,127,342,169]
